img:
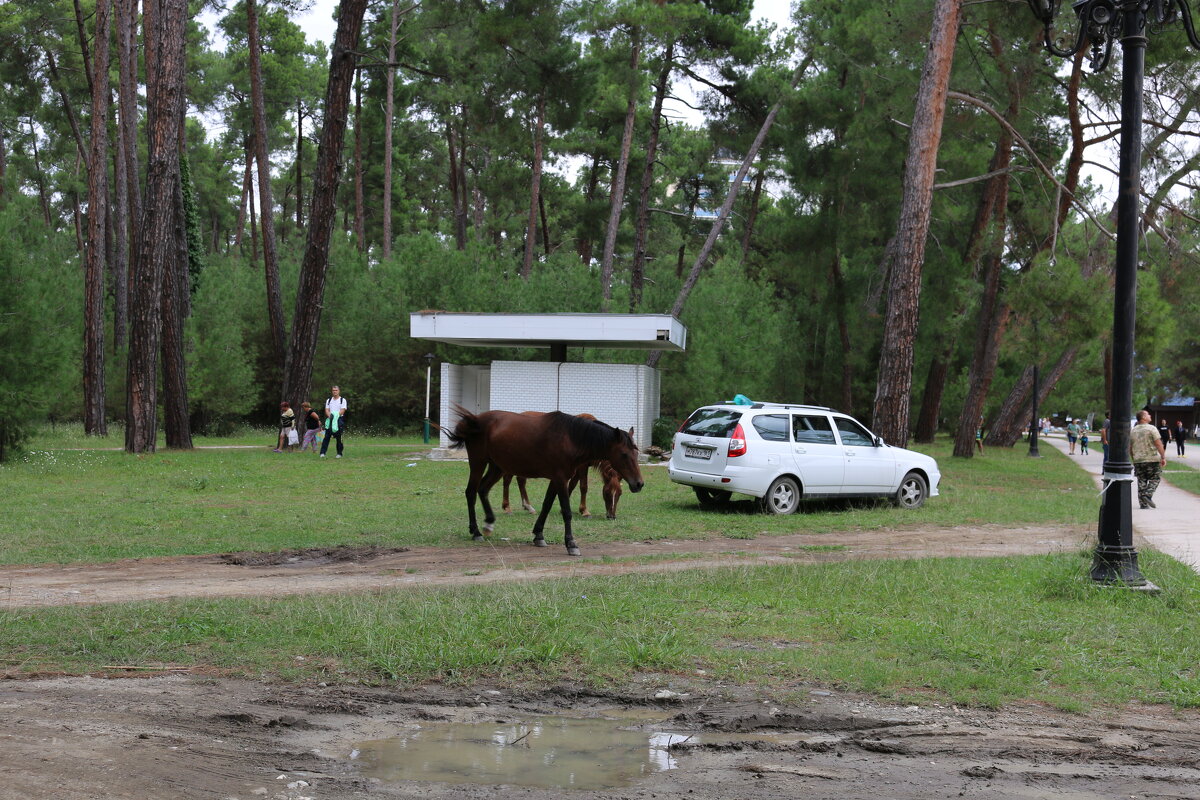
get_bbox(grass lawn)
[7,432,1199,710]
[4,433,1096,565]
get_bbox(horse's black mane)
[544,411,630,453]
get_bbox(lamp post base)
[1089,545,1158,592]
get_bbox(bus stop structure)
[409,312,688,455]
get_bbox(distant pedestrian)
[320,385,348,458]
[298,402,322,453]
[1101,411,1111,461]
[1079,430,1089,455]
[1158,419,1171,454]
[275,402,296,453]
[1174,420,1187,457]
[1131,410,1167,509]
[1066,418,1080,455]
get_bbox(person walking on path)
[1066,418,1080,455]
[1174,420,1187,457]
[1158,419,1172,455]
[320,386,348,458]
[298,402,322,453]
[1132,410,1168,509]
[275,402,296,453]
[1101,412,1111,462]
[1080,428,1090,455]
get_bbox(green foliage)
[0,198,80,460]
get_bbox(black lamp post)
[1028,364,1041,458]
[423,352,435,445]
[1025,0,1200,587]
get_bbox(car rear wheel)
[760,476,801,515]
[893,471,928,509]
[693,487,733,508]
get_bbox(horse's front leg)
[465,459,486,541]
[531,482,557,548]
[502,474,513,514]
[477,463,502,536]
[557,479,580,556]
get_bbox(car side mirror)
[874,436,885,447]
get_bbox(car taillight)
[728,423,747,457]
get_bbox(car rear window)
[752,414,789,442]
[679,408,743,438]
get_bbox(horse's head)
[606,427,644,493]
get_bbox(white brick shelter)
[409,312,687,453]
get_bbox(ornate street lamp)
[1024,0,1200,588]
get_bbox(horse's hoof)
[472,534,485,542]
[579,511,591,518]
[533,539,547,547]
[567,547,581,557]
[482,523,494,535]
[606,513,616,520]
[522,504,535,514]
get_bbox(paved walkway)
[1038,434,1200,574]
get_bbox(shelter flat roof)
[409,312,687,351]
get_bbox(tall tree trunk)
[281,0,369,410]
[295,99,304,232]
[235,144,252,251]
[913,357,950,442]
[739,170,765,261]
[578,152,601,265]
[127,0,187,454]
[870,0,963,448]
[447,122,467,249]
[161,160,192,449]
[84,0,113,436]
[353,72,365,248]
[247,0,285,366]
[830,249,853,413]
[46,52,87,165]
[600,28,640,310]
[116,0,141,344]
[112,100,130,350]
[382,0,399,258]
[29,120,53,226]
[630,40,674,312]
[647,61,807,369]
[539,191,550,255]
[71,0,95,96]
[520,92,546,279]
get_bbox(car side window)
[752,414,789,442]
[834,416,875,447]
[793,414,836,445]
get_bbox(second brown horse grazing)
[500,413,623,519]
[446,408,644,556]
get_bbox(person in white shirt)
[320,385,348,458]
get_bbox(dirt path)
[0,523,1091,608]
[12,523,1195,800]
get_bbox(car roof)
[701,402,839,414]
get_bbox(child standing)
[1080,429,1090,455]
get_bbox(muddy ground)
[6,523,1199,799]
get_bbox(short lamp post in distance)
[423,353,436,445]
[1024,0,1200,587]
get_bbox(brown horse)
[446,407,644,556]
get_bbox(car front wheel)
[694,487,733,508]
[760,476,801,515]
[894,471,928,509]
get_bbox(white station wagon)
[668,402,941,514]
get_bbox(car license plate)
[685,445,712,460]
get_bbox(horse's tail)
[445,403,482,450]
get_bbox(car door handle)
[794,448,807,454]
[846,451,856,457]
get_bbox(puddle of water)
[349,713,694,789]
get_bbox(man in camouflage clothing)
[1130,410,1167,509]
